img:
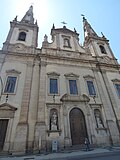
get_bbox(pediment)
[51,27,79,36]
[47,72,60,77]
[60,93,90,102]
[111,79,120,83]
[6,69,21,74]
[83,75,94,79]
[0,103,17,111]
[64,73,79,78]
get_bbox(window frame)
[18,31,26,41]
[64,73,79,96]
[69,79,78,95]
[4,75,18,94]
[3,69,21,95]
[112,79,120,98]
[114,83,120,98]
[87,80,96,96]
[84,75,97,97]
[47,72,60,96]
[49,78,58,95]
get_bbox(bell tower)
[2,5,39,51]
[83,17,117,60]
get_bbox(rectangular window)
[87,80,96,96]
[115,84,120,97]
[4,76,17,93]
[69,80,78,95]
[50,78,58,94]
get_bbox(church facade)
[0,6,120,154]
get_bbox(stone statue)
[64,39,70,47]
[95,110,104,128]
[44,34,48,42]
[51,111,58,130]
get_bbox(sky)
[0,0,120,62]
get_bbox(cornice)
[47,71,60,76]
[64,73,79,78]
[83,75,94,79]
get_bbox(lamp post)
[6,94,9,102]
[53,94,55,103]
[92,95,96,103]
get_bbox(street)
[0,149,120,160]
[57,152,120,160]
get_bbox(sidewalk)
[0,147,120,160]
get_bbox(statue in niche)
[64,38,70,47]
[94,109,104,128]
[50,110,58,131]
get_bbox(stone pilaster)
[27,59,40,152]
[93,70,120,144]
[13,62,33,153]
[101,71,120,139]
[34,60,47,152]
[63,106,71,147]
[102,72,120,120]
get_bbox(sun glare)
[15,0,49,26]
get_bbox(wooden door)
[69,108,87,145]
[0,119,9,151]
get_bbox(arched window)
[99,45,106,54]
[18,32,26,41]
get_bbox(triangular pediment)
[0,103,17,111]
[51,26,79,36]
[64,73,79,78]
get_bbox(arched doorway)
[69,108,87,145]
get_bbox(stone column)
[13,62,33,153]
[34,60,47,151]
[93,69,120,144]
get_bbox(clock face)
[15,43,25,51]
